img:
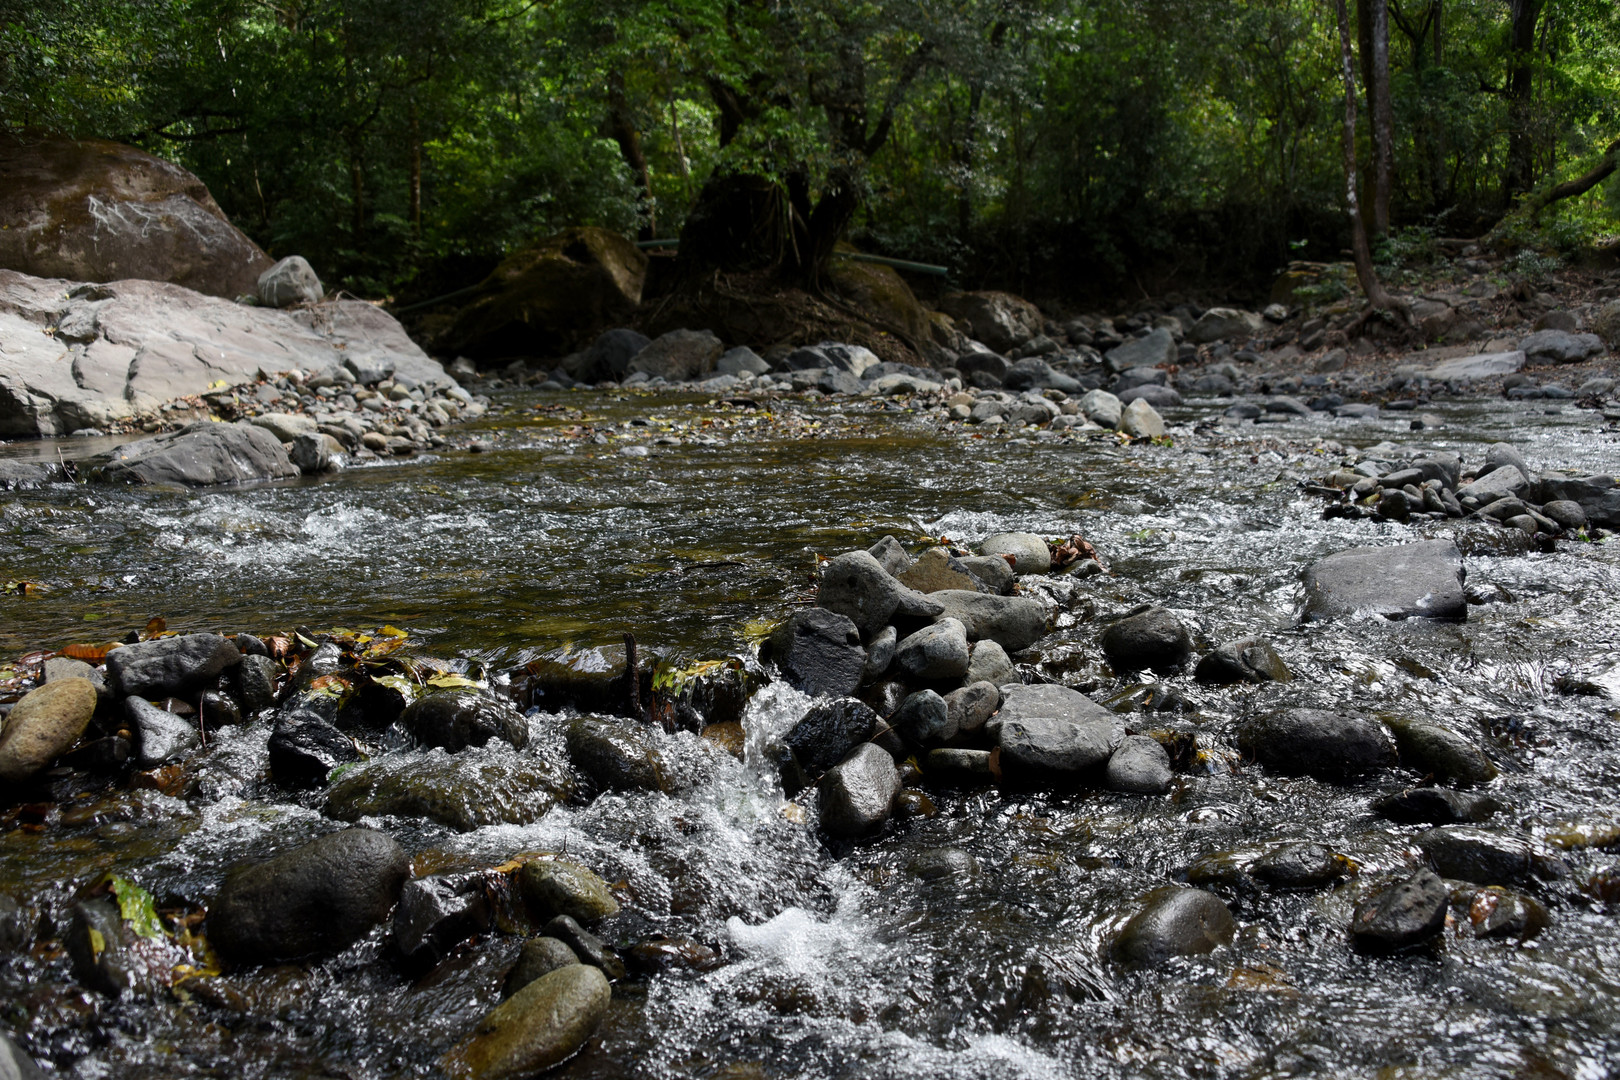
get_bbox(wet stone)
[767,608,866,698]
[957,554,1016,595]
[209,827,410,965]
[964,640,1015,686]
[980,532,1052,574]
[907,847,980,881]
[198,690,241,729]
[867,534,912,576]
[518,860,620,925]
[1384,716,1498,786]
[1100,606,1192,673]
[1301,541,1467,622]
[928,591,1049,653]
[565,717,668,794]
[0,1030,45,1079]
[399,690,529,753]
[1248,843,1344,890]
[894,690,951,745]
[817,550,943,637]
[268,709,359,788]
[924,748,994,781]
[897,546,989,594]
[393,873,495,968]
[1350,870,1449,952]
[1195,637,1291,685]
[66,898,134,997]
[1235,708,1396,782]
[1113,887,1235,968]
[1416,826,1569,888]
[325,752,571,832]
[943,681,1000,737]
[893,618,971,681]
[819,743,900,836]
[125,696,199,768]
[862,625,897,683]
[1462,886,1550,940]
[1104,734,1173,795]
[542,915,626,980]
[1375,786,1501,825]
[781,697,878,786]
[994,683,1125,782]
[502,936,579,1000]
[106,633,241,699]
[623,935,723,976]
[0,677,98,783]
[444,963,611,1080]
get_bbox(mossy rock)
[325,751,573,832]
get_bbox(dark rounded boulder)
[565,717,668,793]
[1235,708,1395,782]
[765,608,866,698]
[208,827,410,965]
[1113,887,1235,967]
[1100,606,1192,673]
[399,690,529,752]
[1194,637,1291,686]
[1349,869,1449,952]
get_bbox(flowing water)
[2,389,1620,1079]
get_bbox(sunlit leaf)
[109,876,165,940]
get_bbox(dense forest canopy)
[2,0,1618,302]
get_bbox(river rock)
[980,532,1051,574]
[518,860,620,925]
[444,963,611,1080]
[907,847,979,880]
[1416,826,1569,887]
[1120,398,1166,438]
[1118,385,1182,409]
[1103,327,1176,372]
[268,709,359,788]
[1100,606,1192,673]
[209,827,409,965]
[928,591,1048,653]
[863,625,897,682]
[957,554,1016,595]
[256,255,323,307]
[1187,308,1263,344]
[542,915,625,980]
[66,898,134,996]
[894,690,951,745]
[1105,735,1173,794]
[1519,328,1604,364]
[577,328,650,382]
[965,640,1015,686]
[1194,637,1290,685]
[936,290,1042,353]
[897,546,986,593]
[867,535,912,576]
[1375,786,1501,825]
[0,677,98,782]
[1300,540,1467,622]
[0,1029,45,1080]
[1077,389,1124,428]
[1249,842,1344,889]
[716,345,768,378]
[1464,886,1550,940]
[893,618,970,681]
[1350,870,1448,952]
[1383,716,1498,785]
[819,743,900,836]
[1457,465,1529,505]
[503,936,579,999]
[818,550,943,637]
[1423,350,1525,381]
[393,872,495,967]
[399,690,528,753]
[944,681,1000,736]
[628,328,723,382]
[97,422,301,487]
[767,608,866,697]
[1113,887,1235,967]
[325,752,571,832]
[232,654,280,715]
[781,697,878,788]
[565,717,668,793]
[1236,708,1395,781]
[994,683,1125,781]
[0,132,273,297]
[514,642,659,716]
[105,633,240,699]
[125,696,199,768]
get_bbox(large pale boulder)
[0,269,449,437]
[935,291,1043,354]
[0,132,272,298]
[438,227,647,361]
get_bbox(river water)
[2,388,1619,1079]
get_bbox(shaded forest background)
[2,0,1618,307]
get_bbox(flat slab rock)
[95,421,301,487]
[1301,540,1466,622]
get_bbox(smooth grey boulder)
[1120,398,1166,438]
[565,717,667,793]
[503,936,579,999]
[1100,606,1192,673]
[1375,786,1501,826]
[250,412,318,442]
[256,255,323,307]
[1301,541,1466,622]
[97,421,301,487]
[716,345,769,377]
[768,608,866,698]
[867,535,913,576]
[943,681,1000,737]
[209,827,410,964]
[819,743,900,836]
[1423,350,1524,381]
[1249,842,1344,890]
[125,696,199,768]
[957,554,1016,595]
[1457,465,1529,504]
[1383,715,1497,786]
[1194,637,1290,685]
[818,550,943,638]
[981,532,1051,574]
[894,690,951,745]
[994,683,1124,781]
[580,328,650,382]
[1236,708,1396,782]
[343,352,396,386]
[1186,307,1263,344]
[1113,887,1235,967]
[1103,327,1175,373]
[965,640,1015,687]
[399,690,529,753]
[1118,384,1182,409]
[1416,826,1569,887]
[929,591,1048,653]
[1349,870,1448,952]
[893,618,970,681]
[627,328,723,381]
[517,859,620,925]
[542,914,625,979]
[1520,328,1604,364]
[1104,735,1173,794]
[1077,389,1124,428]
[897,547,986,594]
[106,633,240,699]
[781,697,878,784]
[0,678,98,783]
[448,964,611,1079]
[289,432,341,474]
[863,625,897,683]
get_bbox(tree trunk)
[606,72,656,239]
[1504,0,1542,201]
[1333,0,1398,314]
[1368,0,1393,237]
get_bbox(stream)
[2,387,1619,1079]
